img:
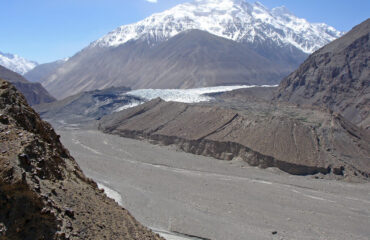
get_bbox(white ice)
[97,182,123,206]
[126,85,276,103]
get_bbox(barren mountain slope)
[44,30,287,99]
[24,59,67,84]
[0,65,55,105]
[276,19,370,129]
[0,79,162,240]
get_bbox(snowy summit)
[0,51,38,75]
[92,0,343,54]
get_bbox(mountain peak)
[92,0,342,54]
[271,5,293,16]
[0,51,38,75]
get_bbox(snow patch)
[113,100,143,112]
[97,182,123,206]
[0,51,38,75]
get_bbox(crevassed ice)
[112,85,277,113]
[126,85,260,103]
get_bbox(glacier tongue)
[112,85,277,113]
[92,0,343,54]
[125,85,276,104]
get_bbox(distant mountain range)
[41,0,343,99]
[0,51,38,75]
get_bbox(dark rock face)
[99,99,370,180]
[0,65,55,105]
[34,86,141,128]
[0,79,162,240]
[276,19,370,129]
[43,30,290,99]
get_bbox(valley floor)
[59,129,370,240]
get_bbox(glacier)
[126,85,276,103]
[113,85,276,113]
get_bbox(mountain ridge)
[276,18,370,129]
[0,51,38,75]
[0,65,55,105]
[92,0,342,54]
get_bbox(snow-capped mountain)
[93,0,343,54]
[42,0,344,99]
[0,51,38,75]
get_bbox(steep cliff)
[0,79,162,239]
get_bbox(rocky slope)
[276,19,370,129]
[43,30,287,99]
[0,79,162,239]
[0,65,55,105]
[99,98,370,180]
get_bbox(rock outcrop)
[99,98,370,180]
[0,65,55,105]
[276,19,370,129]
[0,79,162,239]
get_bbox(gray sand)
[59,129,370,240]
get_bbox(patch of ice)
[97,182,123,206]
[152,228,201,240]
[113,101,144,112]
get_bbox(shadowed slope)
[0,79,162,240]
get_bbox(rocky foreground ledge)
[99,98,370,180]
[0,79,163,240]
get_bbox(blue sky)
[0,0,369,63]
